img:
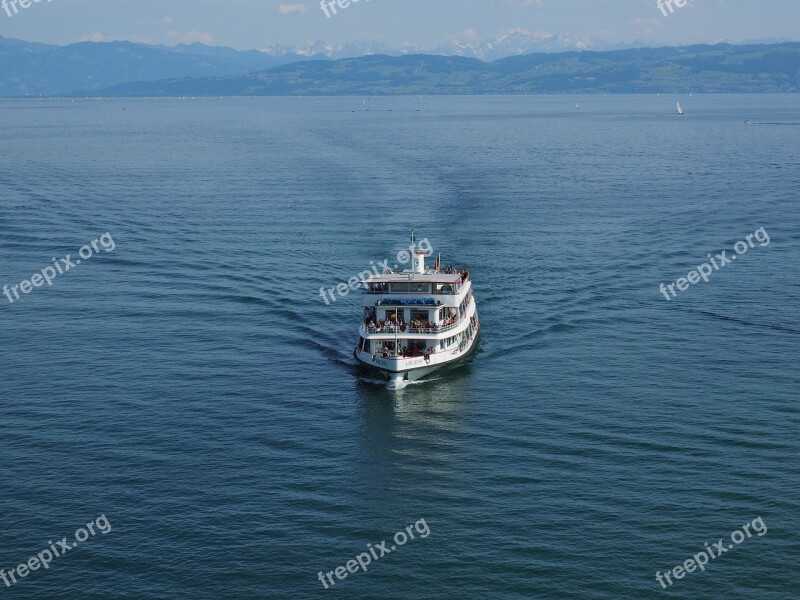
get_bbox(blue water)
[1,95,798,599]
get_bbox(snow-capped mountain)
[258,31,641,61]
[259,40,421,59]
[432,30,627,60]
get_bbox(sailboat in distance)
[677,101,684,116]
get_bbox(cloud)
[456,28,479,41]
[279,3,307,15]
[630,17,661,27]
[495,0,544,6]
[163,16,175,25]
[167,30,216,44]
[628,16,662,36]
[77,32,155,44]
[495,27,555,41]
[79,32,107,43]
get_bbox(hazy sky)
[1,0,797,50]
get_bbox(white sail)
[677,101,684,116]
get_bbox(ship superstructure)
[354,240,479,388]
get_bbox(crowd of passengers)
[364,313,461,332]
[375,345,435,360]
[443,266,470,282]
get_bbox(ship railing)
[362,271,469,296]
[363,315,466,335]
[367,350,437,361]
[362,289,461,296]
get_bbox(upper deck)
[361,270,471,307]
[363,271,463,285]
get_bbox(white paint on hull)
[356,328,479,389]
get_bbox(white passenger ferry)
[354,240,480,389]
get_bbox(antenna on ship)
[411,230,425,274]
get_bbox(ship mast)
[411,229,425,274]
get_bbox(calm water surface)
[1,95,798,599]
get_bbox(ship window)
[379,341,396,356]
[410,282,431,293]
[435,283,453,293]
[410,310,429,323]
[405,340,426,355]
[390,283,412,293]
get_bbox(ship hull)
[354,327,480,389]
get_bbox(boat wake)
[387,375,447,391]
[387,379,408,391]
[357,374,446,390]
[745,121,800,126]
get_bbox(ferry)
[354,238,480,389]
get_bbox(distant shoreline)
[2,91,799,100]
[1,42,798,97]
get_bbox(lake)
[1,94,798,599]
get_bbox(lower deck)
[354,313,480,374]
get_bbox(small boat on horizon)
[677,101,684,116]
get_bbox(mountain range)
[1,34,798,97]
[96,43,800,97]
[258,30,642,61]
[257,31,798,61]
[2,30,642,97]
[0,36,314,96]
